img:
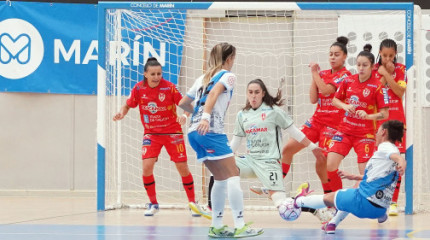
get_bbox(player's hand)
[378,65,389,77]
[309,62,320,73]
[113,112,125,121]
[355,110,367,119]
[396,161,406,176]
[338,170,355,180]
[311,147,326,163]
[197,119,210,135]
[385,61,395,74]
[343,104,356,115]
[177,114,187,125]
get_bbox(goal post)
[97,2,422,213]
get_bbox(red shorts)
[301,117,338,155]
[328,131,375,163]
[142,134,187,162]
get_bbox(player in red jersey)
[276,37,351,222]
[373,39,407,216]
[113,57,206,217]
[326,44,389,194]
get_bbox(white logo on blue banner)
[0,18,44,79]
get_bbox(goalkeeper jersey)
[233,103,294,160]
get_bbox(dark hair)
[243,79,284,110]
[381,120,404,143]
[357,44,375,65]
[144,57,162,72]
[331,36,349,55]
[377,38,398,65]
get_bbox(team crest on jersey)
[363,88,370,97]
[261,113,266,121]
[159,93,165,102]
[227,76,235,86]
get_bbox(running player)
[113,57,204,217]
[294,120,406,234]
[325,44,389,193]
[179,42,263,238]
[373,39,407,216]
[230,79,324,216]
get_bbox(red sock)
[322,182,332,194]
[182,173,196,203]
[327,169,343,192]
[391,175,402,203]
[143,175,158,204]
[282,163,291,179]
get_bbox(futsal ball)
[278,199,301,221]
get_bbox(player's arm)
[197,82,225,135]
[379,63,406,98]
[113,103,131,121]
[230,135,244,153]
[178,96,194,114]
[309,78,318,104]
[310,63,336,96]
[390,153,407,176]
[338,170,363,180]
[332,97,355,115]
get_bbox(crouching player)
[293,120,406,234]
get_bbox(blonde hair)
[203,42,236,87]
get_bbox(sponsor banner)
[0,2,98,94]
[0,2,186,95]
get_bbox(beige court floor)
[0,195,429,239]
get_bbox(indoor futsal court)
[2,1,430,240]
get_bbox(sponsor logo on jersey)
[304,120,312,128]
[159,87,170,90]
[158,93,165,102]
[334,73,348,84]
[245,124,268,135]
[375,190,384,199]
[141,102,167,114]
[382,88,389,104]
[142,139,151,146]
[347,95,367,108]
[332,135,343,142]
[363,88,370,97]
[367,84,378,88]
[144,114,149,123]
[227,76,235,87]
[261,113,266,121]
[206,149,215,153]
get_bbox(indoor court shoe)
[144,203,159,216]
[378,213,388,223]
[233,222,264,238]
[314,207,336,223]
[208,225,234,238]
[388,203,398,216]
[189,202,212,220]
[322,222,336,234]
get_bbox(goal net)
[97,2,428,212]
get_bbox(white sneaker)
[250,186,270,196]
[314,207,336,223]
[144,203,159,216]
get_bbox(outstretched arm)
[113,104,131,121]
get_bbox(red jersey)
[373,62,407,128]
[313,67,351,129]
[126,79,183,134]
[334,74,389,138]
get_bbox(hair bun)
[336,36,349,46]
[147,57,158,62]
[363,44,372,52]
